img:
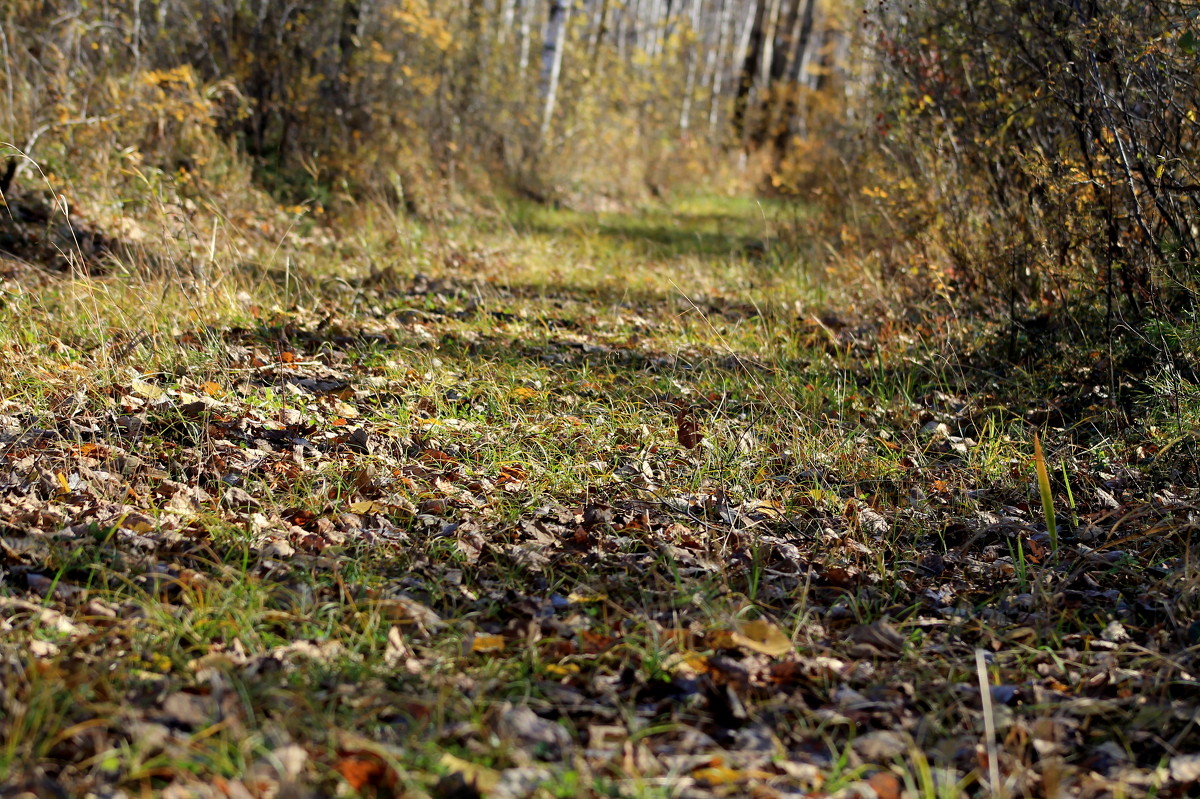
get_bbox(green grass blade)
[1033,433,1057,557]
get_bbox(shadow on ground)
[505,206,780,262]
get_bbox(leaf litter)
[1,218,1199,798]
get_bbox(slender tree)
[540,0,572,140]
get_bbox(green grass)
[1,195,1197,797]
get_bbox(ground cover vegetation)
[2,0,1199,796]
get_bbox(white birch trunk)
[590,0,611,64]
[705,0,732,133]
[500,0,517,46]
[803,27,824,90]
[757,0,781,88]
[646,0,663,60]
[540,0,572,139]
[614,0,627,62]
[678,0,703,131]
[625,0,643,59]
[731,0,757,86]
[518,0,535,75]
[786,0,815,81]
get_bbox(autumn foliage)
[868,0,1199,321]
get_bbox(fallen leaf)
[376,597,443,633]
[440,752,500,793]
[348,500,414,518]
[676,408,704,450]
[471,633,506,653]
[1171,753,1200,783]
[161,692,218,729]
[0,597,81,636]
[693,765,743,786]
[496,704,573,758]
[845,620,905,658]
[221,486,261,510]
[868,770,903,799]
[852,730,909,762]
[731,619,792,657]
[334,753,393,791]
[131,378,165,399]
[693,764,773,786]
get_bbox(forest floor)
[1,194,1198,798]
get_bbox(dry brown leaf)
[384,626,423,673]
[845,620,905,658]
[375,597,442,633]
[868,771,903,799]
[676,408,704,450]
[334,753,393,791]
[0,597,82,636]
[497,704,573,758]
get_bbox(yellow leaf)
[543,662,580,677]
[707,629,738,650]
[694,764,774,786]
[566,591,607,604]
[131,378,165,399]
[470,634,506,653]
[121,513,156,533]
[510,386,539,400]
[439,754,500,793]
[694,766,742,785]
[348,501,412,518]
[731,619,792,657]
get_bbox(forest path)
[0,194,1193,797]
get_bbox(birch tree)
[678,0,703,132]
[704,0,733,134]
[518,0,535,75]
[540,0,572,140]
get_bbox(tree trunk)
[787,0,815,82]
[732,0,764,143]
[500,0,516,46]
[590,0,611,64]
[678,0,703,131]
[757,0,781,89]
[705,0,732,134]
[518,0,535,76]
[540,0,572,140]
[768,0,815,147]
